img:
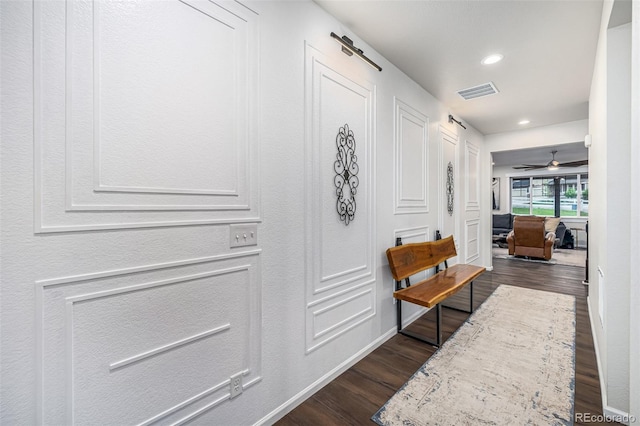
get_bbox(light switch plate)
[229,224,258,248]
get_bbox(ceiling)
[314,0,604,136]
[491,142,587,168]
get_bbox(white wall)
[588,0,636,418]
[605,21,631,412]
[0,1,485,424]
[630,2,640,423]
[491,166,512,215]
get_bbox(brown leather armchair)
[506,216,555,260]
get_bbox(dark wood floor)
[278,258,609,426]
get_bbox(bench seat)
[393,263,486,308]
[386,234,486,347]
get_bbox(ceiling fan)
[512,150,588,171]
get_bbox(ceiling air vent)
[457,82,499,100]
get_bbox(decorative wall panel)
[34,0,260,232]
[394,98,429,214]
[439,127,459,255]
[465,219,480,263]
[304,43,376,353]
[36,250,261,425]
[465,141,480,211]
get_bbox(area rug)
[372,285,576,426]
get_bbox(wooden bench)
[386,234,486,347]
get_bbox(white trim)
[393,97,430,214]
[629,1,640,421]
[588,296,632,424]
[464,140,480,211]
[588,295,607,413]
[254,327,397,426]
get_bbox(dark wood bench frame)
[386,234,486,347]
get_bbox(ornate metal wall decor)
[446,162,454,216]
[334,124,359,225]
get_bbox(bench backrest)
[386,235,457,281]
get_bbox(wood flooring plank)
[276,257,612,425]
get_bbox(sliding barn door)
[439,126,459,262]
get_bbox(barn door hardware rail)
[448,114,467,129]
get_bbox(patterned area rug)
[372,285,576,426]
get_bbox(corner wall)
[630,2,640,422]
[588,0,635,418]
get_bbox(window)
[510,173,588,217]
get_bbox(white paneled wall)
[393,98,429,214]
[464,141,480,212]
[38,252,261,424]
[0,1,486,424]
[304,43,376,353]
[34,0,260,232]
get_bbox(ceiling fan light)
[547,165,559,171]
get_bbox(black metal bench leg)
[435,303,442,346]
[396,297,402,333]
[396,301,443,348]
[397,282,475,348]
[441,281,475,314]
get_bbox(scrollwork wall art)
[334,124,359,225]
[446,161,454,216]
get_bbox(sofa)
[506,215,555,260]
[492,213,514,236]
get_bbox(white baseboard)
[254,327,397,426]
[586,296,632,425]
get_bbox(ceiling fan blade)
[512,164,546,170]
[558,159,588,167]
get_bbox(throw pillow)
[545,217,561,234]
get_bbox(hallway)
[278,259,605,425]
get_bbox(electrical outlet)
[229,224,258,248]
[230,372,243,399]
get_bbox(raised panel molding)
[465,219,480,263]
[465,140,480,211]
[304,43,376,353]
[438,126,459,251]
[34,0,260,232]
[394,98,429,214]
[306,283,376,352]
[35,249,262,425]
[393,226,430,245]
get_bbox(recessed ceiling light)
[518,120,530,125]
[481,54,503,65]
